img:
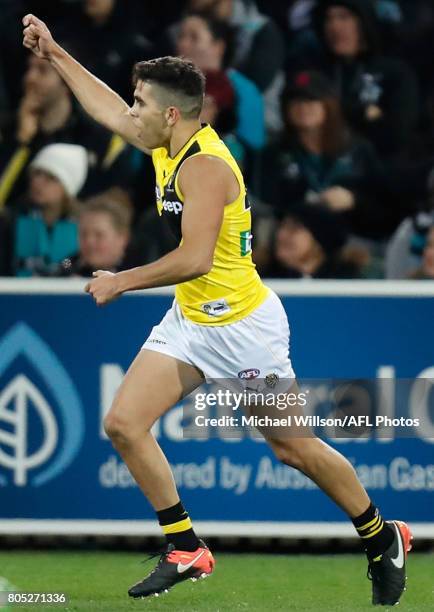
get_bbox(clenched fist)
[22,14,57,60]
[85,271,123,306]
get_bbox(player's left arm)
[86,155,230,305]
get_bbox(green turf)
[0,551,433,611]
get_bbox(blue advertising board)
[0,280,433,536]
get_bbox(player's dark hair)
[132,56,205,119]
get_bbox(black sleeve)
[362,59,420,157]
[71,111,138,199]
[238,21,285,92]
[341,141,409,239]
[260,144,309,211]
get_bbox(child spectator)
[10,143,87,277]
[62,196,131,276]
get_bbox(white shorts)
[142,290,295,383]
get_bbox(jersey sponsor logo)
[162,199,183,215]
[201,299,231,317]
[238,369,260,380]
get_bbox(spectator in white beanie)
[30,143,88,198]
[5,143,88,277]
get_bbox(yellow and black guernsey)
[152,124,269,325]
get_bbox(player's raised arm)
[22,13,150,153]
[85,155,232,304]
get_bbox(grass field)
[1,551,433,611]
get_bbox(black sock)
[352,502,394,559]
[156,501,200,552]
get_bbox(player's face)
[423,227,434,278]
[130,81,171,149]
[79,211,128,270]
[324,6,363,58]
[288,99,326,131]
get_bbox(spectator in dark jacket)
[53,0,155,102]
[0,54,136,209]
[265,71,399,240]
[396,1,434,99]
[302,0,419,161]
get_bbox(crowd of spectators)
[1,0,434,280]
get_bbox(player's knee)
[104,412,132,446]
[273,441,306,470]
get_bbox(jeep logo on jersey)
[238,369,260,380]
[163,200,183,215]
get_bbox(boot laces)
[141,546,174,576]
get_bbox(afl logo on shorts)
[238,369,260,380]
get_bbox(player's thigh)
[107,349,204,433]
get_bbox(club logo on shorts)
[265,373,279,388]
[238,369,260,380]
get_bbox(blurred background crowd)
[1,0,434,280]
